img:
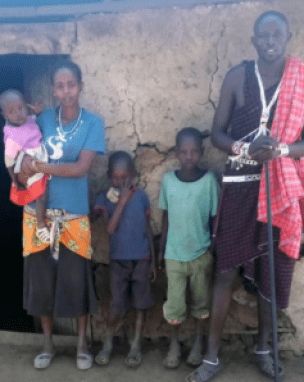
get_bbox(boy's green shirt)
[159,171,219,262]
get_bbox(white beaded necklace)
[254,60,282,138]
[57,107,83,141]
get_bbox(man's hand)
[249,136,279,163]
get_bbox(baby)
[0,89,50,243]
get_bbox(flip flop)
[252,351,285,380]
[95,348,112,365]
[185,359,223,382]
[125,349,142,367]
[36,227,51,243]
[34,351,55,369]
[163,348,181,369]
[77,352,93,370]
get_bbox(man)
[187,10,304,382]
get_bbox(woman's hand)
[21,154,36,176]
[249,136,279,163]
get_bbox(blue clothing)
[95,188,151,260]
[159,171,219,262]
[35,108,105,215]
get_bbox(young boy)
[159,127,219,369]
[94,151,156,367]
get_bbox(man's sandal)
[95,348,112,365]
[77,352,93,370]
[252,350,285,380]
[185,359,223,382]
[34,351,55,369]
[36,227,51,243]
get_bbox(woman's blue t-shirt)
[36,108,105,215]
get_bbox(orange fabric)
[10,175,48,206]
[23,212,93,259]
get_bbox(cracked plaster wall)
[1,0,304,348]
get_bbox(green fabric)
[164,251,213,323]
[159,171,219,262]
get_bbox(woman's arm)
[22,150,96,178]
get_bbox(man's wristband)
[277,143,290,157]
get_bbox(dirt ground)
[0,339,303,382]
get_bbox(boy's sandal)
[187,350,203,367]
[95,348,112,365]
[125,349,142,367]
[34,351,55,369]
[252,350,285,380]
[163,349,181,369]
[77,352,93,370]
[36,227,51,243]
[185,359,223,382]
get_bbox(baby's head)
[107,151,136,189]
[175,127,209,171]
[0,89,28,127]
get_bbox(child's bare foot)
[187,336,203,367]
[95,335,113,365]
[36,223,50,243]
[163,337,181,369]
[125,342,142,367]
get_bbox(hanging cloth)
[258,56,304,260]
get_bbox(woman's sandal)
[34,351,55,369]
[125,349,142,367]
[252,350,286,380]
[77,352,93,370]
[36,227,51,244]
[185,359,223,382]
[95,348,112,365]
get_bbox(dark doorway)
[0,54,67,332]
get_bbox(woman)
[21,60,105,370]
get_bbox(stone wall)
[0,0,304,352]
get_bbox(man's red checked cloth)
[258,56,304,260]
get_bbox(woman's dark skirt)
[23,244,98,318]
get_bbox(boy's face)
[3,97,28,126]
[252,15,291,63]
[109,162,133,189]
[176,136,202,171]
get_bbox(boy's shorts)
[164,250,213,324]
[110,258,154,315]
